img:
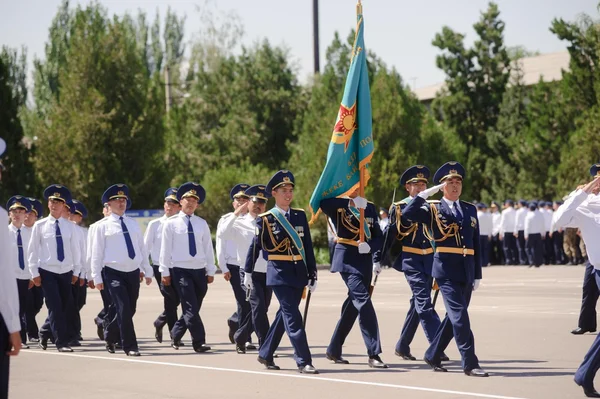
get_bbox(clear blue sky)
[2,0,597,89]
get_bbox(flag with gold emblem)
[309,2,374,223]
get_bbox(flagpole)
[357,0,365,244]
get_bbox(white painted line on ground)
[23,350,530,399]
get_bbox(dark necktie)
[17,229,25,270]
[285,212,290,222]
[120,216,136,259]
[453,202,463,223]
[187,215,197,257]
[55,220,65,262]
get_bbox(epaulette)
[393,200,407,206]
[427,200,441,204]
[258,211,272,217]
[367,201,375,205]
[291,207,305,212]
[460,200,475,207]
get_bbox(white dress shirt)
[491,211,502,236]
[477,211,493,236]
[90,213,152,285]
[218,213,267,273]
[542,208,554,234]
[499,207,516,235]
[553,190,600,267]
[514,207,527,233]
[216,212,242,274]
[0,207,20,333]
[144,215,167,266]
[378,217,389,231]
[525,210,546,236]
[441,197,463,217]
[28,215,81,278]
[159,211,217,277]
[75,225,88,279]
[9,223,32,280]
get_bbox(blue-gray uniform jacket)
[402,197,482,284]
[320,198,382,277]
[245,208,317,289]
[381,197,434,275]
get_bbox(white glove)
[473,279,481,291]
[358,241,371,254]
[243,273,254,291]
[352,196,368,209]
[418,182,446,199]
[373,262,382,276]
[308,278,318,293]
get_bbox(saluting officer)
[28,184,81,352]
[403,162,488,377]
[145,187,181,344]
[24,197,44,343]
[245,170,318,374]
[90,184,153,356]
[160,182,216,353]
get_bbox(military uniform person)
[514,200,529,265]
[476,203,492,267]
[564,227,581,265]
[500,200,518,265]
[28,185,81,352]
[90,184,153,356]
[24,197,44,343]
[160,182,216,353]
[245,170,318,374]
[144,187,182,344]
[524,202,545,268]
[552,201,566,264]
[68,199,89,343]
[403,162,488,377]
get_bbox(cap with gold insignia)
[245,184,271,203]
[590,163,600,177]
[433,161,465,184]
[400,165,430,186]
[177,182,206,204]
[229,183,250,200]
[101,184,130,205]
[7,195,32,212]
[43,184,73,203]
[266,170,295,193]
[71,199,88,218]
[164,187,179,203]
[27,197,43,217]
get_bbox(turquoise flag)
[309,3,374,223]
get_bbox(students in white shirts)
[500,199,518,265]
[541,202,555,265]
[552,201,567,264]
[144,187,181,344]
[68,200,89,345]
[90,184,153,356]
[24,197,44,343]
[490,201,504,265]
[90,203,113,341]
[476,203,493,267]
[28,184,81,352]
[7,196,33,349]
[160,182,217,353]
[514,199,529,265]
[524,202,546,268]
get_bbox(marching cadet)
[320,187,386,369]
[500,199,518,265]
[490,201,504,265]
[89,203,112,341]
[565,227,582,265]
[218,184,272,353]
[0,138,23,398]
[552,201,566,264]
[90,184,153,356]
[244,170,318,374]
[524,202,545,268]
[476,203,492,267]
[28,184,81,352]
[7,196,33,348]
[541,202,555,264]
[553,167,600,397]
[403,162,488,377]
[144,188,182,344]
[68,199,89,343]
[216,183,254,348]
[514,199,529,266]
[160,182,216,353]
[379,165,445,363]
[24,197,44,343]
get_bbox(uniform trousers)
[152,265,180,333]
[259,285,312,367]
[526,233,544,267]
[544,232,555,264]
[327,272,382,358]
[424,278,480,371]
[516,230,529,265]
[575,269,600,390]
[16,279,29,343]
[502,233,518,265]
[103,267,141,353]
[171,268,207,347]
[26,286,43,340]
[479,236,490,267]
[490,233,504,265]
[578,262,599,331]
[38,269,74,348]
[0,316,10,399]
[228,264,250,340]
[553,231,565,264]
[235,271,271,347]
[68,281,86,340]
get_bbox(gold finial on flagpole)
[357,0,362,15]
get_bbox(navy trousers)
[95,279,111,328]
[259,286,312,367]
[479,236,490,267]
[39,269,74,348]
[16,279,29,343]
[502,233,518,265]
[103,267,141,353]
[68,281,86,341]
[425,278,480,371]
[396,271,441,355]
[575,269,600,390]
[544,232,554,264]
[235,270,270,347]
[578,262,599,331]
[526,233,544,267]
[171,268,208,347]
[553,231,565,264]
[152,265,180,333]
[517,230,529,265]
[327,272,382,357]
[26,285,43,340]
[228,265,251,341]
[0,316,10,399]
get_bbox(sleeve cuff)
[5,317,21,334]
[159,267,170,277]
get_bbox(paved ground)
[9,265,596,399]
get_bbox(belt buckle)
[292,255,297,262]
[421,249,427,255]
[462,248,467,257]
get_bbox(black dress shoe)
[39,338,48,350]
[424,357,447,372]
[245,342,257,351]
[227,321,236,344]
[440,353,450,362]
[572,327,596,335]
[464,368,489,377]
[236,344,246,354]
[68,340,81,347]
[57,346,73,353]
[171,340,180,350]
[106,343,116,354]
[394,350,416,361]
[574,378,600,397]
[127,351,141,357]
[298,364,319,374]
[194,344,211,353]
[115,342,122,349]
[368,355,389,369]
[154,325,163,343]
[326,352,350,364]
[258,356,280,370]
[96,323,104,340]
